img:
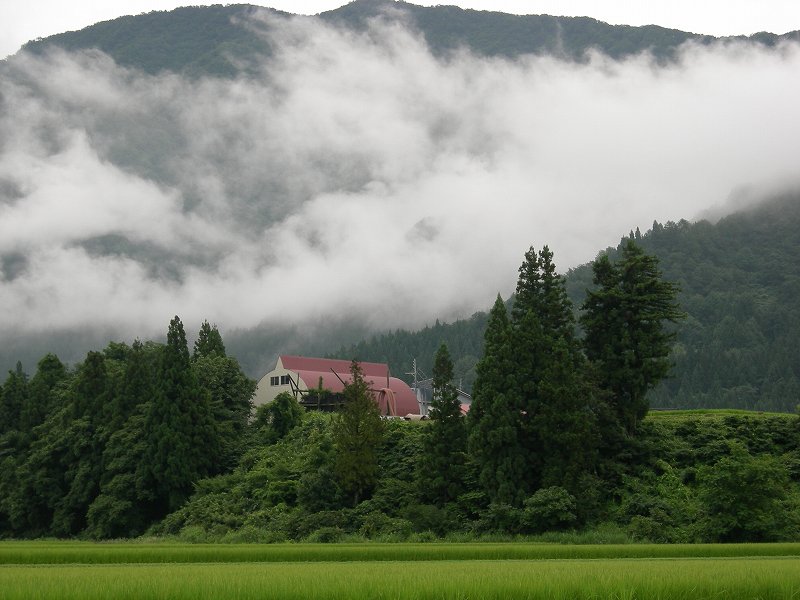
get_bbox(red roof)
[280,355,389,379]
[279,355,419,416]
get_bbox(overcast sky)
[2,2,800,371]
[3,0,800,59]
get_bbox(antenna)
[406,358,418,390]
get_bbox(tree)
[85,342,163,540]
[193,320,226,359]
[333,361,384,506]
[509,246,597,496]
[21,355,67,434]
[142,316,220,516]
[581,239,685,433]
[2,357,69,536]
[48,351,111,536]
[0,363,27,435]
[467,295,527,505]
[512,245,575,343]
[192,327,255,470]
[255,391,303,443]
[698,443,797,542]
[419,343,466,505]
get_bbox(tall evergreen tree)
[0,364,29,534]
[511,245,574,342]
[333,361,384,506]
[192,323,255,470]
[581,239,685,433]
[87,340,159,538]
[0,363,27,435]
[509,246,596,495]
[193,320,226,359]
[467,295,527,505]
[49,351,111,536]
[143,316,220,516]
[419,343,466,505]
[21,355,66,434]
[2,357,70,536]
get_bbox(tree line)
[0,319,254,538]
[339,194,800,413]
[2,240,799,542]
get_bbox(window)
[270,376,279,386]
[280,374,291,385]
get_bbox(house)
[254,355,420,416]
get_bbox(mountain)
[17,1,800,78]
[338,193,800,413]
[3,2,800,416]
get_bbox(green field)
[2,542,800,599]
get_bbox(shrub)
[359,512,413,540]
[305,526,345,543]
[521,487,577,533]
[698,443,795,542]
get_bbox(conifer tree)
[0,364,29,534]
[511,245,574,340]
[21,355,66,434]
[509,246,595,495]
[49,351,110,536]
[419,343,466,505]
[467,295,527,505]
[333,361,384,506]
[192,322,254,469]
[87,340,158,538]
[143,316,220,515]
[4,357,69,536]
[0,363,27,435]
[581,239,684,433]
[193,320,226,359]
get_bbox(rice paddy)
[2,542,799,599]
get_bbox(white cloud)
[1,14,799,347]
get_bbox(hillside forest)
[1,240,799,543]
[20,1,800,79]
[2,1,800,545]
[338,193,800,414]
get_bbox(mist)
[2,12,800,370]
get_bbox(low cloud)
[1,13,800,356]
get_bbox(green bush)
[521,487,577,533]
[359,512,413,540]
[698,443,795,542]
[305,526,346,543]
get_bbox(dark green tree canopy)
[419,343,466,505]
[143,316,220,515]
[333,361,384,506]
[467,294,527,505]
[581,239,685,432]
[193,320,226,359]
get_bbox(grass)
[646,408,795,418]
[3,542,800,599]
[2,541,800,564]
[2,557,800,599]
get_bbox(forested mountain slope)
[16,1,799,78]
[341,194,800,413]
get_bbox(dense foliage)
[343,194,800,413]
[0,319,255,539]
[146,408,800,544]
[1,241,798,542]
[17,1,799,79]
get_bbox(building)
[254,355,420,416]
[412,378,472,417]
